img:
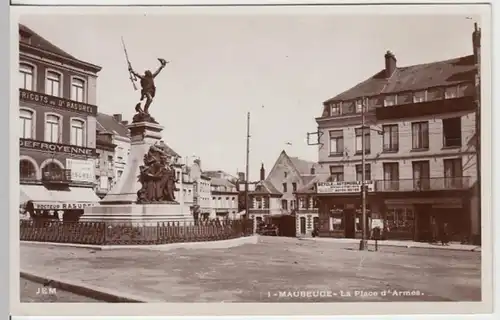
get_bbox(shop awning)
[20,185,99,210]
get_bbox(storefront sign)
[42,169,71,183]
[19,89,97,115]
[20,138,97,157]
[33,201,96,210]
[317,181,375,194]
[66,159,95,183]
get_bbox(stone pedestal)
[83,121,194,225]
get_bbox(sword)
[121,36,137,91]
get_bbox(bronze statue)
[137,143,179,203]
[129,58,169,115]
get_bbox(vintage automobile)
[257,223,279,236]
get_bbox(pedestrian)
[441,222,450,246]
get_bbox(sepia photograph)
[10,2,492,317]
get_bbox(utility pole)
[359,97,368,251]
[245,112,251,221]
[473,22,481,244]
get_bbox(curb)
[300,238,481,252]
[21,235,259,251]
[20,270,161,302]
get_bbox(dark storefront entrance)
[344,209,356,238]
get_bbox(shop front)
[316,180,381,239]
[21,184,99,221]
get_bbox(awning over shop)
[20,185,99,211]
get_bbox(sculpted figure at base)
[137,143,179,203]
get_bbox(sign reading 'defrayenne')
[33,201,96,210]
[317,181,375,194]
[19,89,97,116]
[20,138,97,157]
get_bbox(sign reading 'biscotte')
[19,89,97,115]
[20,138,97,157]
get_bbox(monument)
[82,44,193,225]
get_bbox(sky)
[19,12,479,181]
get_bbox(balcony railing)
[249,209,270,214]
[297,208,319,214]
[376,177,472,192]
[42,169,72,184]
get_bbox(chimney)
[113,114,122,122]
[310,166,316,175]
[384,50,397,78]
[472,22,481,65]
[121,120,129,126]
[260,163,265,181]
[238,172,245,182]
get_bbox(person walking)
[441,222,450,246]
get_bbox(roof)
[210,177,236,188]
[251,180,282,196]
[288,156,319,175]
[19,24,101,72]
[295,174,331,194]
[96,113,129,138]
[324,54,476,104]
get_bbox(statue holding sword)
[121,37,169,122]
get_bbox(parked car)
[258,223,279,236]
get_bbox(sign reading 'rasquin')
[19,89,97,115]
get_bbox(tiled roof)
[19,24,76,60]
[210,177,235,188]
[295,174,330,194]
[288,156,319,175]
[96,113,129,138]
[324,54,476,104]
[251,180,282,196]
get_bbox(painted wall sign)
[33,201,96,210]
[66,159,95,183]
[317,181,375,194]
[19,89,97,115]
[20,138,97,157]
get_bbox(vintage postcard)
[10,2,493,317]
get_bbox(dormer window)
[330,103,341,116]
[355,99,364,113]
[383,95,397,107]
[342,101,355,114]
[413,90,427,103]
[444,86,458,99]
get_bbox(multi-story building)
[189,159,212,219]
[305,26,480,243]
[210,177,239,219]
[18,23,102,221]
[94,113,129,198]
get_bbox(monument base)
[82,203,194,226]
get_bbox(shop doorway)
[344,209,355,238]
[299,217,306,235]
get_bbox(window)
[427,87,444,101]
[19,63,34,90]
[45,71,61,97]
[70,119,85,146]
[292,182,297,192]
[19,109,33,139]
[382,125,399,152]
[342,101,355,114]
[444,85,468,99]
[412,161,430,190]
[282,183,287,193]
[20,159,37,180]
[44,114,60,143]
[330,103,341,116]
[329,165,344,181]
[281,199,288,210]
[355,127,370,154]
[383,95,397,107]
[397,93,412,105]
[386,208,414,233]
[444,158,463,188]
[107,155,113,169]
[329,130,344,155]
[117,170,123,178]
[383,162,399,191]
[442,117,462,147]
[71,78,85,102]
[284,172,287,178]
[310,167,315,174]
[108,177,113,188]
[413,90,426,103]
[355,164,371,181]
[330,216,344,231]
[355,99,364,113]
[411,121,429,150]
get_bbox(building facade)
[19,23,102,221]
[210,177,239,219]
[310,26,480,243]
[94,113,130,198]
[190,159,212,219]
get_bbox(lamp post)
[245,112,250,221]
[359,97,368,251]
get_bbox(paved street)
[20,237,481,302]
[20,278,101,302]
